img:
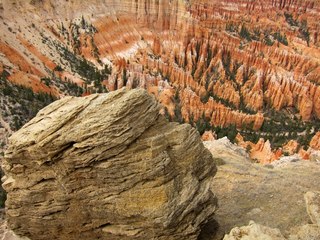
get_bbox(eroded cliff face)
[0,0,320,152]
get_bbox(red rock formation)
[299,148,310,160]
[249,139,274,164]
[179,88,264,130]
[310,132,320,150]
[202,131,217,141]
[17,36,57,71]
[283,140,300,155]
[0,41,43,77]
[235,133,286,164]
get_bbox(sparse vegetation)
[299,19,310,46]
[55,44,110,93]
[0,73,57,131]
[239,25,252,42]
[172,89,184,124]
[213,124,238,143]
[226,22,238,33]
[284,12,299,27]
[273,31,288,46]
[284,13,310,46]
[226,22,289,46]
[54,65,64,72]
[240,109,320,149]
[264,32,274,46]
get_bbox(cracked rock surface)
[2,88,217,240]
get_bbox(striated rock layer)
[2,88,217,240]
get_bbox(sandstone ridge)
[2,88,217,240]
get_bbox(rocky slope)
[0,76,56,157]
[0,0,320,155]
[203,137,320,239]
[223,191,320,240]
[2,88,217,240]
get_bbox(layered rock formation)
[2,88,217,240]
[0,222,29,240]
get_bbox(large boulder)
[2,88,217,240]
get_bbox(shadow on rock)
[198,219,220,240]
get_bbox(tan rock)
[283,140,299,155]
[287,190,320,240]
[309,150,320,161]
[0,221,30,240]
[304,191,320,225]
[2,88,217,240]
[223,221,286,240]
[288,224,320,240]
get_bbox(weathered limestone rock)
[309,150,320,161]
[0,221,30,240]
[305,191,320,225]
[288,224,320,240]
[2,88,217,240]
[224,222,320,240]
[287,191,320,240]
[223,221,286,240]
